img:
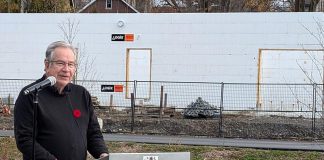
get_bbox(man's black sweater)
[14,76,108,160]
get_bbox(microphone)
[24,76,56,95]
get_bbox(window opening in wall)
[106,0,112,9]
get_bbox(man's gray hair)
[45,41,76,61]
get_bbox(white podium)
[101,152,190,160]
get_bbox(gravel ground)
[2,109,324,140]
[102,113,324,140]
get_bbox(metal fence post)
[131,93,135,132]
[131,80,137,132]
[133,80,137,100]
[219,82,224,138]
[312,83,316,139]
[160,86,164,119]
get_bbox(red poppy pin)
[73,109,81,118]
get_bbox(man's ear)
[44,60,49,71]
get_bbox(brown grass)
[2,137,324,160]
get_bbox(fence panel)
[315,84,324,139]
[76,80,135,133]
[0,79,35,107]
[222,83,315,139]
[1,79,324,140]
[113,81,222,136]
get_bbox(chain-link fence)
[1,79,323,140]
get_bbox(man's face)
[44,47,76,90]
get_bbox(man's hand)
[99,153,109,158]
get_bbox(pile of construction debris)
[183,97,219,118]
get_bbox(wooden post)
[109,94,113,112]
[8,94,11,108]
[109,94,113,107]
[164,93,167,108]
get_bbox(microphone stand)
[32,90,39,160]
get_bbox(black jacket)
[14,76,108,160]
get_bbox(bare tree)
[299,19,324,118]
[154,0,210,12]
[0,0,20,13]
[58,18,101,85]
[58,18,79,44]
[133,0,154,13]
[152,0,298,12]
[23,0,72,13]
[310,0,320,11]
[242,0,274,11]
[294,0,320,11]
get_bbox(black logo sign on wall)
[111,34,125,41]
[101,85,114,92]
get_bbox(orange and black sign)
[114,85,123,92]
[111,34,134,41]
[101,85,123,92]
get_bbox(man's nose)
[61,64,70,70]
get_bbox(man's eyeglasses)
[48,60,77,69]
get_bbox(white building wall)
[0,13,323,83]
